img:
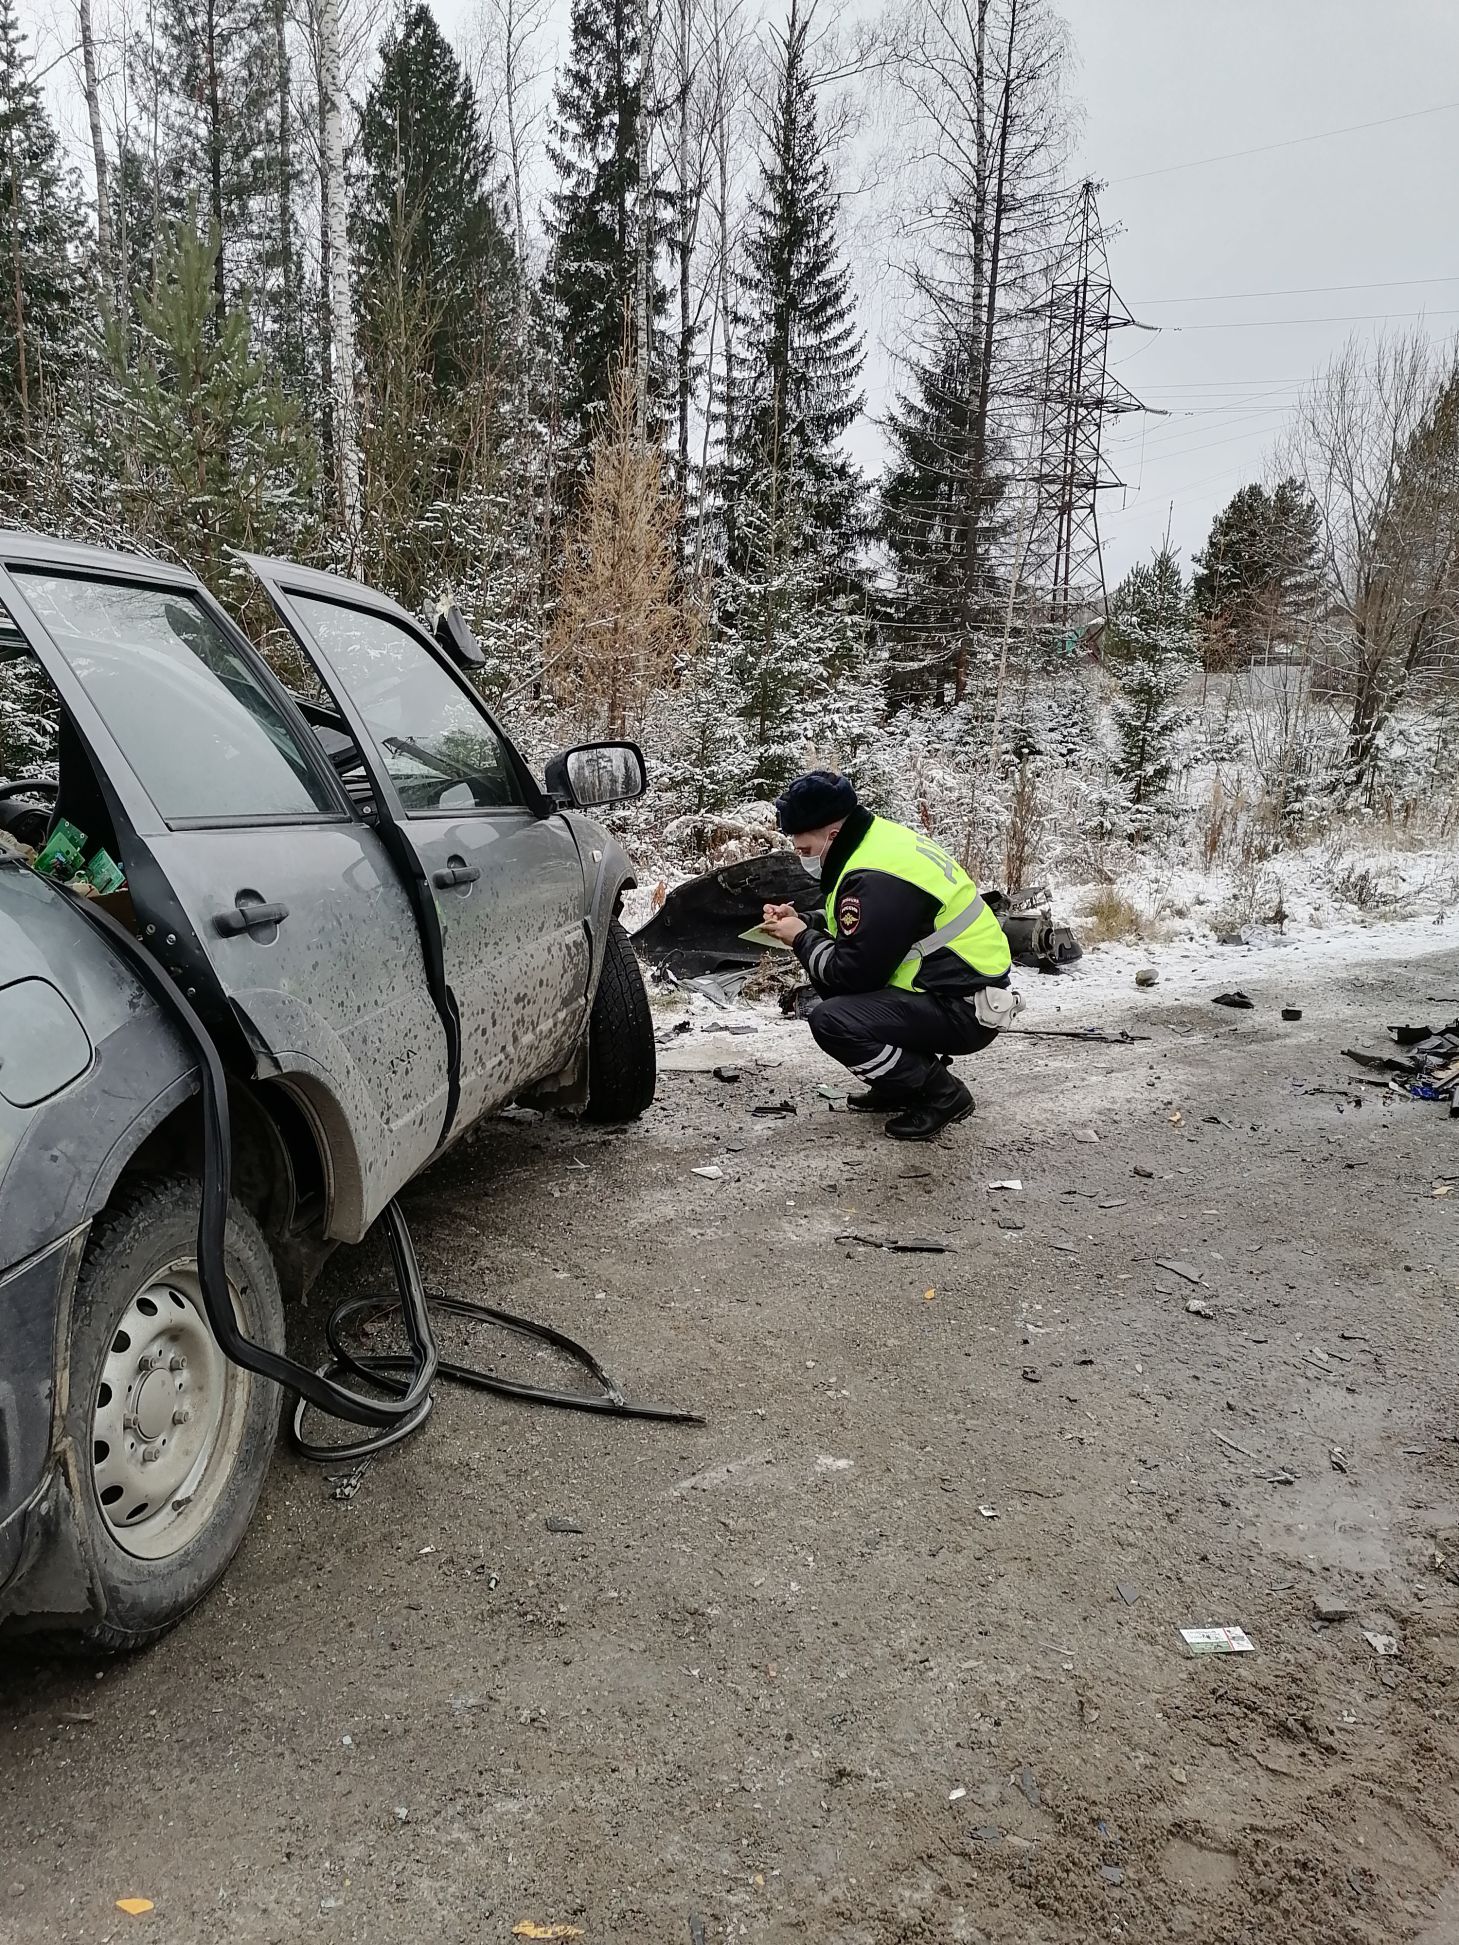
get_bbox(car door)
[244,559,591,1126]
[0,543,452,1242]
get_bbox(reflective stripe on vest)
[825,817,1012,991]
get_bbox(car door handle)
[432,864,481,889]
[214,901,289,936]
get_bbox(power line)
[1134,274,1459,306]
[1170,307,1459,331]
[1109,99,1459,186]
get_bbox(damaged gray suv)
[0,536,654,1648]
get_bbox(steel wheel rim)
[91,1260,251,1561]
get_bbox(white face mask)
[798,850,823,880]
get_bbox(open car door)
[0,537,452,1242]
[242,555,591,1126]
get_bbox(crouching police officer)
[760,771,1018,1140]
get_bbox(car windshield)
[11,573,337,823]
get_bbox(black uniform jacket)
[789,806,1008,999]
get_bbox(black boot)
[885,1071,974,1141]
[847,1086,902,1113]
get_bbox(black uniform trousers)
[807,988,999,1100]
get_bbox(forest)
[0,0,1455,919]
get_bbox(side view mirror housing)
[544,741,647,810]
[435,600,485,669]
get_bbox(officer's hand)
[762,913,806,945]
[762,901,796,923]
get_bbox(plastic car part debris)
[836,1233,956,1253]
[1180,1626,1254,1655]
[713,1065,742,1082]
[115,1899,155,1916]
[751,1100,796,1116]
[1388,1024,1431,1045]
[545,1517,585,1534]
[691,1164,723,1179]
[1213,991,1254,1009]
[512,1924,585,1940]
[1185,1299,1215,1319]
[1156,1258,1203,1284]
[1115,1582,1139,1606]
[1363,1631,1399,1657]
[978,1504,999,1519]
[1011,1026,1151,1045]
[988,1178,1023,1191]
[1282,1006,1302,1021]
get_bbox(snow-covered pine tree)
[95,216,317,612]
[1191,477,1322,666]
[728,0,864,588]
[546,0,666,454]
[353,6,526,611]
[0,0,88,471]
[711,456,872,795]
[355,5,518,397]
[1107,544,1198,821]
[147,0,279,321]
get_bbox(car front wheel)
[57,1175,284,1651]
[583,920,656,1122]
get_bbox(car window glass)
[12,573,336,822]
[291,597,525,812]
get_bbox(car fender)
[0,868,199,1271]
[565,817,638,999]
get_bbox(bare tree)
[77,0,115,301]
[881,0,1070,699]
[1284,331,1459,797]
[317,0,359,559]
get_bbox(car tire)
[583,920,656,1122]
[55,1175,284,1652]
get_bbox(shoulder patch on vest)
[839,894,861,935]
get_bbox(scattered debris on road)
[545,1517,585,1535]
[1363,1631,1400,1658]
[1181,1625,1255,1655]
[1344,1017,1459,1110]
[1314,1595,1354,1622]
[1156,1258,1204,1284]
[1185,1298,1215,1319]
[691,1164,724,1180]
[1214,991,1254,1010]
[1282,1006,1303,1021]
[836,1232,957,1253]
[1135,968,1158,988]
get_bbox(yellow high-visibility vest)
[826,817,1012,991]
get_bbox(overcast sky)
[22,0,1459,586]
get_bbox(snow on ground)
[647,872,1457,1079]
[1015,906,1455,1032]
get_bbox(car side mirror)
[544,742,647,809]
[435,601,485,669]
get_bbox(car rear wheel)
[584,920,656,1122]
[60,1176,284,1651]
